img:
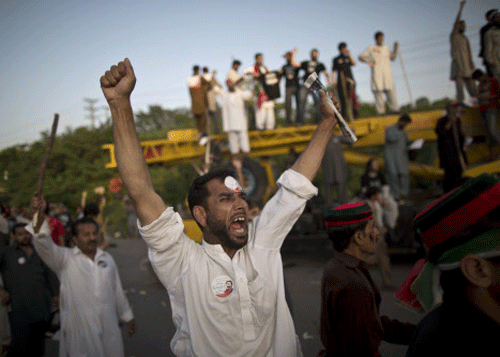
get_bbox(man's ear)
[353,231,363,247]
[460,254,492,288]
[192,206,207,228]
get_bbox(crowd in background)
[0,2,499,357]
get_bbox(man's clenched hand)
[100,58,136,105]
[318,90,340,126]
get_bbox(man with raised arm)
[100,58,339,357]
[359,31,399,115]
[449,1,477,103]
[26,207,136,357]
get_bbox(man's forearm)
[110,99,154,200]
[291,113,336,181]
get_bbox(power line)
[83,98,99,129]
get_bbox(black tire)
[227,157,268,202]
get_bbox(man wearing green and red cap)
[396,173,500,356]
[319,202,415,357]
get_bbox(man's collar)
[201,239,237,262]
[335,250,362,269]
[72,246,105,260]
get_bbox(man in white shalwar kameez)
[213,76,253,185]
[27,213,135,357]
[214,78,253,156]
[359,31,399,115]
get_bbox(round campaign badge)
[211,275,234,298]
[97,260,108,268]
[18,257,26,265]
[224,176,242,193]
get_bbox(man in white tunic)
[359,31,399,115]
[100,58,340,357]
[27,214,135,357]
[449,1,477,103]
[213,74,253,184]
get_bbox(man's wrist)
[107,96,132,110]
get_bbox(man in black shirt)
[279,48,301,125]
[435,102,467,192]
[479,9,498,76]
[297,48,331,124]
[332,42,357,122]
[0,223,59,356]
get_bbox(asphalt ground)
[43,236,423,357]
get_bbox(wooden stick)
[399,52,414,109]
[33,114,59,228]
[35,114,59,196]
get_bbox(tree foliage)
[0,124,115,210]
[135,105,192,133]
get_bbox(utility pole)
[83,98,99,129]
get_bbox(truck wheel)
[228,157,268,202]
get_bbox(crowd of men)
[185,2,499,188]
[187,3,499,134]
[0,3,499,357]
[108,56,499,357]
[188,31,401,142]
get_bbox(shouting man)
[100,58,339,356]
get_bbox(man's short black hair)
[71,216,99,237]
[486,9,498,21]
[439,267,468,303]
[472,68,485,79]
[193,65,200,73]
[232,60,241,66]
[187,168,237,227]
[11,222,27,235]
[338,42,347,51]
[374,31,384,39]
[365,158,378,173]
[365,186,381,199]
[398,114,412,124]
[327,220,370,252]
[255,53,263,60]
[202,66,208,73]
[83,203,100,217]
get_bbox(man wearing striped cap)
[396,173,500,356]
[319,202,415,357]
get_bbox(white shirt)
[360,45,397,91]
[28,220,133,357]
[227,68,242,86]
[139,169,317,356]
[187,75,202,88]
[213,86,252,132]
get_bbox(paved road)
[45,237,422,357]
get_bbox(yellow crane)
[103,106,499,180]
[103,107,500,242]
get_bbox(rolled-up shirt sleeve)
[113,259,134,323]
[252,169,317,250]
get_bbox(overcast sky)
[1,0,497,149]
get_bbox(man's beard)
[206,214,247,251]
